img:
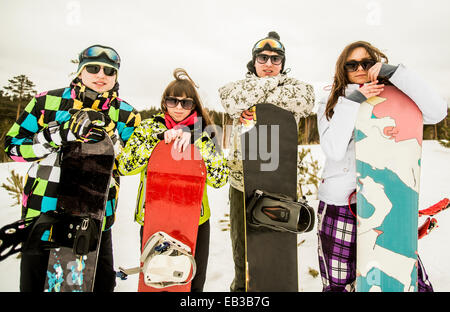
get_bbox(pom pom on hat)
[267,31,280,40]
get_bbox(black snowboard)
[241,103,298,292]
[44,135,115,292]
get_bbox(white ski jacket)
[317,63,448,205]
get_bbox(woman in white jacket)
[316,40,447,292]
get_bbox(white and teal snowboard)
[355,85,423,292]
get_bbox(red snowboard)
[138,141,206,292]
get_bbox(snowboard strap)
[22,211,99,256]
[418,217,438,239]
[419,198,449,217]
[417,198,448,239]
[247,189,315,234]
[118,231,196,288]
[348,190,357,218]
[351,195,448,239]
[0,217,37,261]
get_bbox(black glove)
[62,108,107,143]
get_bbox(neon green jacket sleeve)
[117,114,167,176]
[193,131,229,188]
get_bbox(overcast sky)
[1,0,449,112]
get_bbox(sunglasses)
[344,59,376,72]
[81,45,121,64]
[85,65,117,76]
[165,96,195,110]
[255,53,284,65]
[253,38,284,52]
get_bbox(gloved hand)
[239,106,256,125]
[62,108,107,143]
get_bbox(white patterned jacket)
[219,73,315,192]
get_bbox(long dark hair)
[325,41,389,120]
[160,68,213,127]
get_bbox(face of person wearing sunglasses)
[79,65,117,93]
[345,47,376,85]
[254,50,283,78]
[165,94,195,122]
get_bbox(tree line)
[1,75,449,162]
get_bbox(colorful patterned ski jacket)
[117,112,229,226]
[219,73,315,192]
[4,81,141,230]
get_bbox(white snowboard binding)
[118,231,196,288]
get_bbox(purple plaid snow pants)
[317,201,433,292]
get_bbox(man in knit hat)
[219,31,315,291]
[246,31,286,76]
[4,44,141,292]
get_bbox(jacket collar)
[70,80,118,111]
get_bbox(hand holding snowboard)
[65,108,108,143]
[163,128,191,153]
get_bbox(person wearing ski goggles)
[218,31,315,292]
[74,45,121,94]
[4,44,140,292]
[316,40,447,292]
[249,37,286,76]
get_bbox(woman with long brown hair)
[316,41,447,292]
[118,68,228,291]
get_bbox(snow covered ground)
[0,141,448,292]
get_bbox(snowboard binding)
[0,217,37,261]
[118,231,196,288]
[418,198,449,239]
[248,189,315,234]
[23,211,100,256]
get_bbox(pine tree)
[3,75,37,120]
[438,115,450,148]
[1,169,24,208]
[297,148,321,199]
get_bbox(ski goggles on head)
[80,45,121,65]
[252,38,285,54]
[344,59,376,72]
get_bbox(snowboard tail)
[138,142,206,292]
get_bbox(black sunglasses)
[85,65,117,76]
[165,96,195,110]
[344,59,376,72]
[255,54,284,65]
